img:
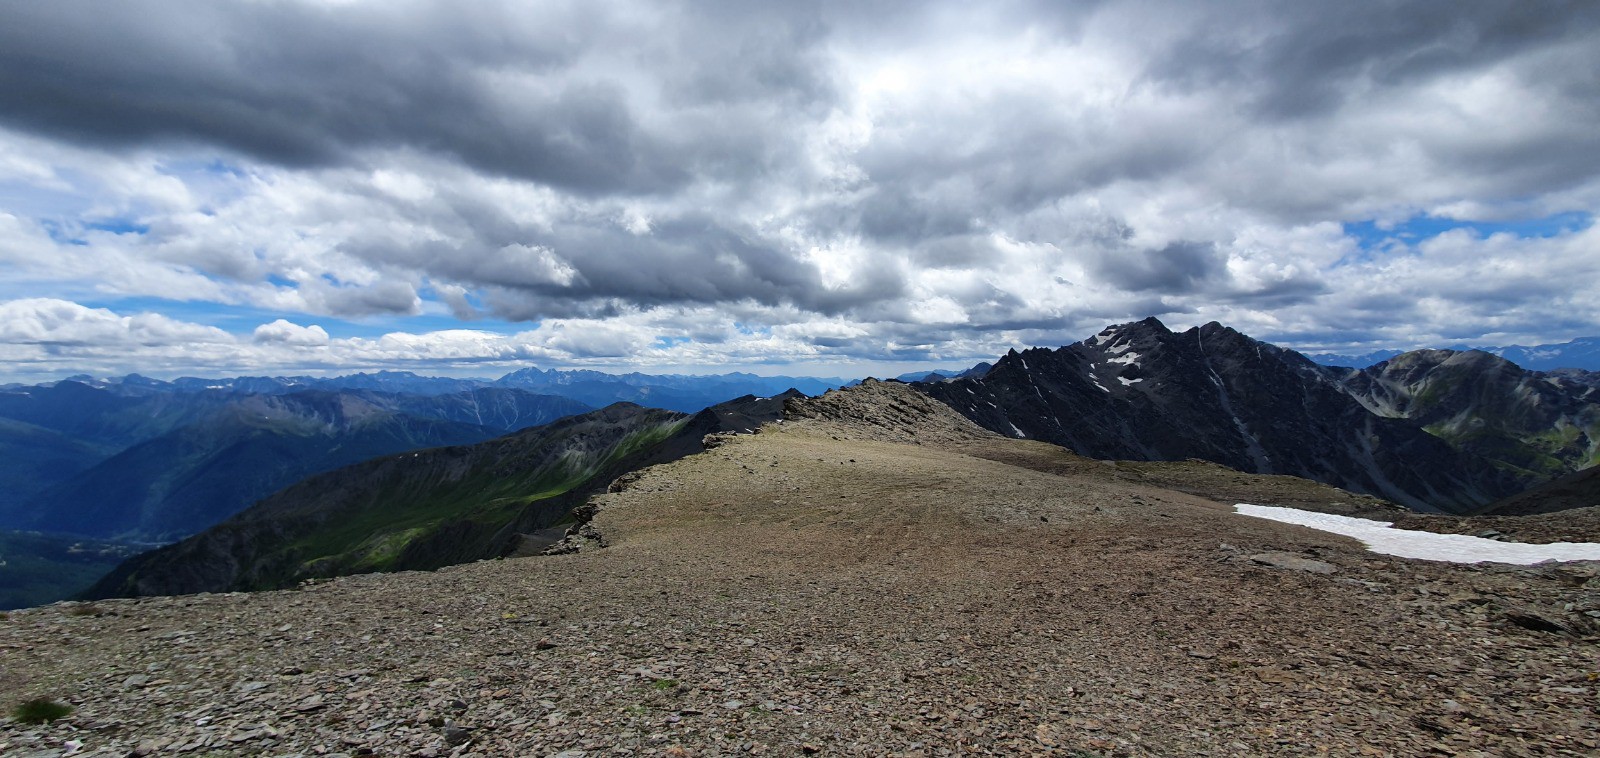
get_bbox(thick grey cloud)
[0,1,834,195]
[0,0,1597,377]
[1144,1,1600,118]
[1089,241,1222,293]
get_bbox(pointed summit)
[919,318,1529,512]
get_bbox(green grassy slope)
[85,404,691,597]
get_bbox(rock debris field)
[3,383,1598,756]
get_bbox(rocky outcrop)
[783,379,995,445]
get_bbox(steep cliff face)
[920,318,1525,512]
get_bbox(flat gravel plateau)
[3,383,1597,756]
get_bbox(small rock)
[122,674,152,689]
[1246,552,1337,574]
[443,725,474,746]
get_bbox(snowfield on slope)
[1235,504,1600,564]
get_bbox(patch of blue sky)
[84,218,150,235]
[66,295,477,341]
[1342,210,1592,258]
[75,296,285,331]
[35,215,150,246]
[654,336,692,348]
[353,312,533,339]
[0,179,94,220]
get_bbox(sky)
[1,0,1597,381]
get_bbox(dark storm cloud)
[1089,241,1223,293]
[3,0,1599,375]
[1145,1,1600,119]
[0,1,836,195]
[335,199,908,321]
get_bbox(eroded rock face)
[919,318,1526,512]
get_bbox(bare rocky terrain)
[3,382,1598,756]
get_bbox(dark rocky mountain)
[362,387,593,433]
[1334,350,1599,481]
[918,318,1526,513]
[1478,465,1600,516]
[84,392,801,598]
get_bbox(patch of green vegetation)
[1412,376,1455,409]
[347,527,428,572]
[652,678,680,690]
[0,531,142,610]
[11,697,72,724]
[267,417,689,587]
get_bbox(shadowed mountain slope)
[919,318,1525,512]
[13,393,509,542]
[1335,349,1599,480]
[84,392,801,598]
[1478,465,1600,516]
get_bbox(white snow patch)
[1020,358,1028,370]
[1008,422,1026,438]
[1118,376,1143,386]
[1234,504,1600,565]
[1090,377,1110,393]
[1105,342,1131,355]
[1106,351,1141,366]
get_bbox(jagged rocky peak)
[916,317,1532,512]
[1083,316,1172,351]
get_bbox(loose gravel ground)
[3,384,1597,756]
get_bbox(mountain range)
[0,386,593,541]
[0,366,846,539]
[918,318,1595,513]
[1308,335,1600,371]
[85,392,797,598]
[6,320,1599,607]
[36,366,847,414]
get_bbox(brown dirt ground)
[2,384,1597,757]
